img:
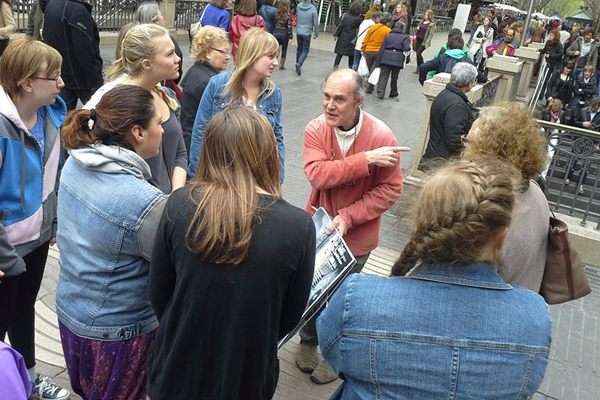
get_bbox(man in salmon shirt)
[296,68,407,385]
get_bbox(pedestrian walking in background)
[230,0,265,59]
[295,0,319,75]
[259,0,277,33]
[0,0,15,56]
[361,12,391,93]
[414,9,435,68]
[317,159,551,400]
[147,107,315,400]
[86,24,187,194]
[297,69,404,385]
[26,0,46,41]
[376,21,410,99]
[180,26,230,154]
[463,104,550,292]
[0,38,70,400]
[420,62,478,170]
[189,28,285,180]
[352,6,377,70]
[468,16,494,70]
[57,85,167,400]
[42,0,103,110]
[199,0,231,31]
[272,0,293,69]
[333,1,362,69]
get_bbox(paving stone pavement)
[30,32,600,399]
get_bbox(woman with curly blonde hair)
[463,103,550,291]
[180,26,230,153]
[317,159,551,399]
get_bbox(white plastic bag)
[357,57,369,76]
[368,67,381,85]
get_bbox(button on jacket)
[317,263,551,400]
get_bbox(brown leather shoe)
[295,343,319,373]
[310,359,338,384]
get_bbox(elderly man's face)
[322,74,362,129]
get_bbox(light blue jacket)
[317,263,551,400]
[188,71,285,180]
[296,1,319,37]
[56,145,166,341]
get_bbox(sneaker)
[310,359,338,384]
[33,375,71,400]
[294,343,319,373]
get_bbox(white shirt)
[355,20,375,51]
[335,110,363,155]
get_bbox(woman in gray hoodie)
[295,0,319,75]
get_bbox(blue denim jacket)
[317,263,551,400]
[56,145,166,341]
[188,71,285,180]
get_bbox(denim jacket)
[56,145,167,341]
[188,71,285,180]
[317,263,551,400]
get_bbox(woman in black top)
[180,26,231,153]
[333,1,363,68]
[147,107,316,400]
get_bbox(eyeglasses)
[32,75,63,85]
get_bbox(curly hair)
[391,159,516,276]
[191,25,230,62]
[462,103,548,183]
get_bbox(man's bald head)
[324,68,364,100]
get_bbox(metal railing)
[539,120,600,230]
[12,0,206,32]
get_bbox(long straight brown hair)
[186,107,281,264]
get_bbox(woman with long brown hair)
[148,106,315,399]
[317,159,551,399]
[0,0,15,56]
[273,0,293,69]
[414,8,434,68]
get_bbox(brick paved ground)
[30,32,600,399]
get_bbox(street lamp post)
[520,0,536,47]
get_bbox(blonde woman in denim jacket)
[317,159,551,400]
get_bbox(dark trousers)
[415,37,425,66]
[296,34,311,67]
[377,65,401,98]
[60,87,95,111]
[274,32,289,63]
[334,53,354,68]
[363,52,379,93]
[352,50,362,70]
[299,253,370,346]
[0,242,50,368]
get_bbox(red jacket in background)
[229,14,265,59]
[303,112,404,257]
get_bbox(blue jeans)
[352,50,362,70]
[296,34,311,67]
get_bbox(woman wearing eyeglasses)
[0,38,71,400]
[180,26,231,155]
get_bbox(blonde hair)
[186,107,281,264]
[191,26,230,62]
[0,38,62,99]
[226,28,278,102]
[463,103,547,183]
[392,159,515,276]
[108,23,170,80]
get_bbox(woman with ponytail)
[316,159,551,400]
[56,85,167,400]
[86,23,186,194]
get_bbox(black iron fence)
[539,120,600,230]
[12,0,206,32]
